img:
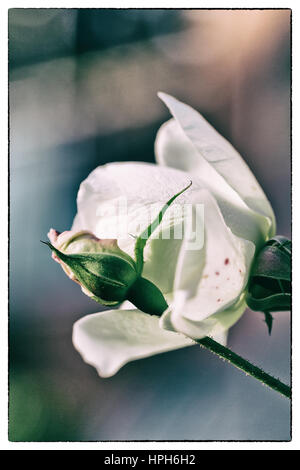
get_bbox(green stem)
[127,276,290,399]
[196,336,291,399]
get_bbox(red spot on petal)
[224,258,229,265]
[215,271,220,276]
[217,298,221,302]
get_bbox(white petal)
[160,296,247,341]
[212,330,228,346]
[156,93,275,241]
[155,118,200,172]
[72,162,191,238]
[73,309,194,377]
[155,119,268,246]
[159,189,254,339]
[177,190,254,320]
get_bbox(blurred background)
[9,9,291,441]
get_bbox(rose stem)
[130,281,290,399]
[195,336,291,399]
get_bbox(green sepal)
[43,241,138,303]
[90,296,120,307]
[267,236,291,256]
[134,181,192,275]
[263,311,274,335]
[59,231,137,270]
[246,236,291,314]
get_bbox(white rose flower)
[61,93,275,378]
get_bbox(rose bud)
[246,236,291,313]
[44,229,168,314]
[45,229,139,306]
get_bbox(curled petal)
[159,189,254,339]
[161,295,247,342]
[73,309,194,377]
[156,93,275,244]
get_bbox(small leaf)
[263,311,274,335]
[134,181,192,274]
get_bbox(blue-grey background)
[9,9,291,441]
